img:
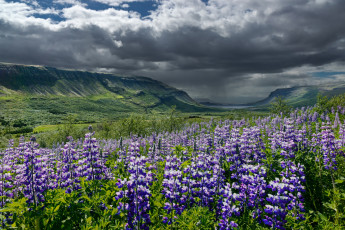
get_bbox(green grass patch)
[87,93,124,101]
[33,124,91,133]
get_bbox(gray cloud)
[0,0,345,103]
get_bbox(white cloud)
[91,0,151,7]
[20,0,40,7]
[0,0,60,28]
[53,0,87,7]
[59,5,146,32]
[149,0,259,37]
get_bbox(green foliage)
[12,120,26,128]
[36,115,87,147]
[0,179,123,230]
[0,116,9,126]
[175,207,216,230]
[0,116,34,147]
[316,93,330,113]
[269,96,291,115]
[315,92,345,113]
[167,106,184,132]
[93,107,184,141]
[327,93,345,110]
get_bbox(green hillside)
[0,63,215,126]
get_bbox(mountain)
[0,63,211,125]
[250,84,345,107]
[200,83,345,109]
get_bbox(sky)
[0,0,345,103]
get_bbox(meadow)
[0,99,345,229]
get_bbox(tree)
[269,96,291,115]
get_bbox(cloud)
[91,0,152,7]
[0,0,345,103]
[53,0,87,7]
[20,0,40,7]
[121,3,130,8]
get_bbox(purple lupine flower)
[264,160,305,229]
[162,156,185,225]
[335,124,345,157]
[116,156,153,230]
[333,112,340,129]
[312,111,318,122]
[218,183,240,230]
[20,137,48,206]
[320,123,338,171]
[0,146,15,229]
[58,139,81,193]
[0,154,13,207]
[45,149,59,190]
[80,132,112,181]
[182,151,222,210]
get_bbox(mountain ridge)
[249,84,345,107]
[0,63,195,102]
[0,63,213,125]
[200,83,345,109]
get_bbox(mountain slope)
[250,83,345,107]
[199,83,345,109]
[0,63,211,125]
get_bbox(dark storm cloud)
[112,0,345,74]
[0,0,345,103]
[0,19,156,71]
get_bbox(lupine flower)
[0,155,13,207]
[116,156,153,230]
[80,132,112,181]
[263,160,305,229]
[320,123,337,171]
[162,155,185,224]
[58,139,81,193]
[218,183,240,230]
[20,137,47,206]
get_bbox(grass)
[33,125,59,133]
[0,108,269,149]
[87,93,124,100]
[0,91,224,127]
[33,123,90,133]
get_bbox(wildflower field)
[1,106,345,229]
